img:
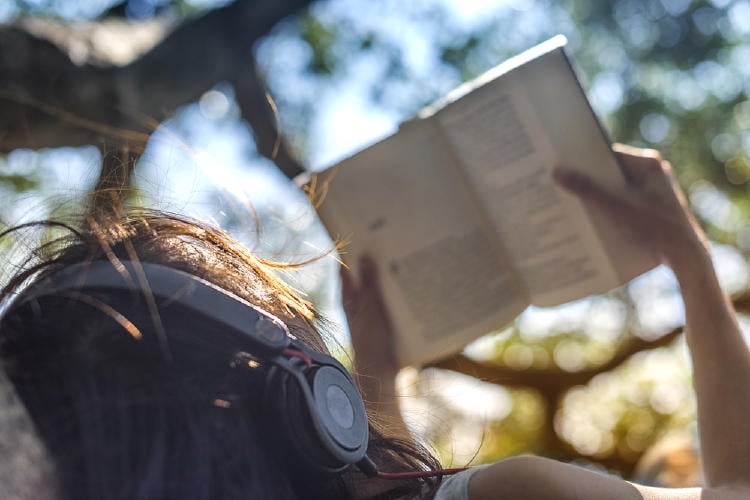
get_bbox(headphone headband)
[4,260,292,356]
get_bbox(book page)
[314,120,527,366]
[435,55,621,307]
[518,49,658,284]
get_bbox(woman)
[1,145,749,499]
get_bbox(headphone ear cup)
[264,365,349,476]
[308,364,368,459]
[263,358,370,477]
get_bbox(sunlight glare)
[426,370,513,420]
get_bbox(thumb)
[340,264,360,314]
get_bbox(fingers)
[358,255,379,291]
[340,264,360,317]
[612,145,663,188]
[552,167,631,215]
[552,168,600,199]
[612,143,661,160]
[340,264,357,294]
[340,255,382,315]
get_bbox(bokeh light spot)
[640,113,671,144]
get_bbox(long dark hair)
[0,209,442,499]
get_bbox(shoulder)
[467,456,641,500]
[434,465,490,500]
[436,455,750,500]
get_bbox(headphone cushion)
[263,361,368,476]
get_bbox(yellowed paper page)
[435,49,627,307]
[517,47,658,285]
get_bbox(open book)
[307,36,657,367]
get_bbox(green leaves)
[0,172,39,193]
[299,13,338,75]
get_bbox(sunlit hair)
[0,208,442,499]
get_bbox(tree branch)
[429,326,684,391]
[0,0,313,178]
[232,59,306,178]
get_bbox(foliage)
[0,172,39,193]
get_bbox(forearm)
[671,246,750,486]
[470,456,645,500]
[342,256,411,439]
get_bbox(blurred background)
[2,0,750,486]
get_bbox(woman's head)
[0,211,439,499]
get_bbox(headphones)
[0,260,377,478]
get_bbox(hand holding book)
[553,144,710,275]
[344,145,706,371]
